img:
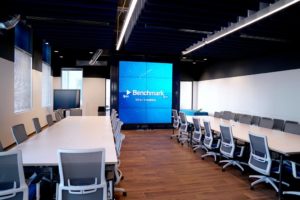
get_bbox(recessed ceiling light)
[45,42,49,45]
[89,51,94,54]
[59,56,63,58]
[203,58,207,61]
[182,56,187,59]
[193,62,196,65]
[54,50,59,53]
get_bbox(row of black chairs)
[214,111,300,135]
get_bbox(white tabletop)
[187,116,300,155]
[12,116,118,166]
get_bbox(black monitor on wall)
[53,89,80,110]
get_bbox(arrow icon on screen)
[126,90,131,95]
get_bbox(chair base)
[201,151,220,162]
[219,159,246,172]
[249,175,281,192]
[283,191,300,196]
[115,187,127,197]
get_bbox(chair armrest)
[291,161,300,179]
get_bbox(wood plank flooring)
[114,129,296,200]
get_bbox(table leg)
[278,154,283,200]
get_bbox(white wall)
[0,58,53,148]
[82,78,105,116]
[197,69,300,121]
[53,77,106,116]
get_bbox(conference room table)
[187,115,300,199]
[12,116,118,166]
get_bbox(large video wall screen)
[119,61,172,124]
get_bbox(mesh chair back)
[179,112,188,133]
[55,111,61,122]
[0,141,3,152]
[0,150,27,200]
[220,125,234,158]
[58,149,106,200]
[46,114,54,127]
[284,121,298,131]
[222,111,235,120]
[172,109,180,129]
[234,113,240,122]
[284,122,300,135]
[70,109,83,116]
[251,116,261,126]
[192,118,202,140]
[248,133,271,175]
[214,112,221,118]
[239,114,252,125]
[32,118,42,134]
[272,119,284,131]
[11,124,28,145]
[58,109,64,119]
[203,120,213,148]
[259,117,274,129]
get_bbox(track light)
[182,0,300,55]
[0,14,20,30]
[116,0,138,50]
[89,49,103,65]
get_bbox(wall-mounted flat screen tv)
[119,61,173,124]
[53,89,80,110]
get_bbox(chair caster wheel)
[181,143,184,146]
[222,168,225,172]
[250,186,254,190]
[201,157,204,160]
[121,176,124,180]
[193,150,196,153]
[123,192,127,196]
[170,136,172,139]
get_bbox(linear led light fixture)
[182,0,300,55]
[116,0,138,50]
[89,49,103,65]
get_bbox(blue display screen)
[119,61,173,124]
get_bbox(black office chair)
[272,119,285,131]
[46,114,54,127]
[57,149,107,200]
[259,117,274,129]
[284,122,300,135]
[222,111,235,121]
[251,116,261,126]
[32,118,42,134]
[55,111,62,122]
[70,108,83,116]
[0,150,28,200]
[214,112,221,118]
[219,125,247,172]
[201,120,220,162]
[239,114,252,125]
[11,124,28,145]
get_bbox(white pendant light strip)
[182,0,300,55]
[116,0,146,51]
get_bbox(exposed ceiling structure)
[2,0,300,63]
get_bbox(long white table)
[187,115,300,155]
[12,116,118,166]
[187,115,300,199]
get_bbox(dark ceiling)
[2,0,300,64]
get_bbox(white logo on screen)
[123,90,168,99]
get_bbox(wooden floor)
[115,129,297,200]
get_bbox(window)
[61,69,83,103]
[180,81,193,110]
[14,48,32,113]
[42,62,52,107]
